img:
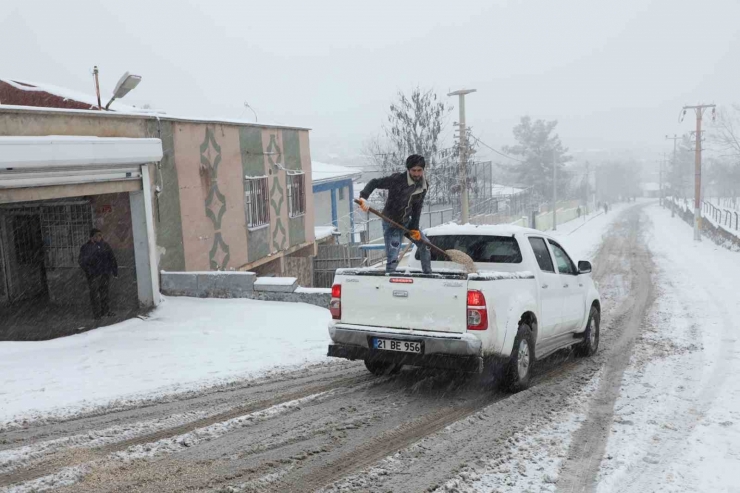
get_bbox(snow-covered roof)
[0,78,310,130]
[0,78,143,112]
[314,225,338,240]
[641,182,660,191]
[425,223,541,237]
[491,183,525,197]
[312,161,362,185]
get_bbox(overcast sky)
[2,0,739,165]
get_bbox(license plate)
[372,338,422,354]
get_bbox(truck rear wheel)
[364,359,402,376]
[502,323,535,392]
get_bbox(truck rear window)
[415,235,522,263]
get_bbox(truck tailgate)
[340,274,468,333]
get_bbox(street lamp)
[243,102,259,122]
[105,72,142,110]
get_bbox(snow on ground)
[435,371,602,493]
[551,201,631,262]
[594,203,740,493]
[0,297,331,428]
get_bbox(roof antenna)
[92,66,102,109]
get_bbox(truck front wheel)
[575,306,600,357]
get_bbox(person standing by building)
[357,154,432,274]
[79,229,118,320]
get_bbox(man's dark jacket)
[79,241,118,278]
[359,171,428,230]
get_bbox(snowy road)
[1,202,736,492]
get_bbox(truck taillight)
[330,284,342,320]
[467,289,488,331]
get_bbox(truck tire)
[502,323,535,392]
[575,305,600,357]
[364,359,401,376]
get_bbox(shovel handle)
[355,199,449,258]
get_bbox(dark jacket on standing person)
[79,241,118,278]
[359,172,429,230]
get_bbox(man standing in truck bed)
[357,154,432,274]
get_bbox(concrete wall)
[161,271,256,297]
[160,270,329,308]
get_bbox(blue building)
[312,162,362,244]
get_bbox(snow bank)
[0,296,331,427]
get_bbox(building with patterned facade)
[0,79,316,325]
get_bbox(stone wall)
[667,201,740,250]
[284,255,313,287]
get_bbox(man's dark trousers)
[87,274,110,319]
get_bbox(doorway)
[1,211,48,302]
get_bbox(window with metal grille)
[41,203,93,269]
[12,215,42,265]
[245,177,270,229]
[287,172,306,218]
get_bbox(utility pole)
[448,89,476,224]
[680,104,716,241]
[665,134,680,218]
[585,161,590,219]
[552,154,557,230]
[658,154,665,207]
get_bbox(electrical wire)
[468,134,526,163]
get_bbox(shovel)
[355,199,477,273]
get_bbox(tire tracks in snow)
[0,372,372,489]
[556,205,655,493]
[261,359,583,493]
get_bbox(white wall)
[314,190,333,229]
[312,184,354,243]
[335,184,353,242]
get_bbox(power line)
[468,134,526,163]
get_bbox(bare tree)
[363,87,452,203]
[711,104,740,157]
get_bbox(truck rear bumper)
[327,344,483,373]
[328,323,484,373]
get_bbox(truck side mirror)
[578,260,592,274]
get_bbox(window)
[41,203,93,268]
[245,177,269,229]
[12,215,43,265]
[548,240,577,275]
[287,172,306,218]
[338,186,345,201]
[416,235,522,263]
[528,237,555,273]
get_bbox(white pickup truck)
[327,224,601,391]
